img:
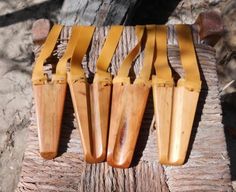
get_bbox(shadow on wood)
[127,0,181,25]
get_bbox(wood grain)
[59,0,138,26]
[153,86,173,164]
[68,74,111,163]
[168,87,199,165]
[107,83,150,168]
[33,82,67,159]
[154,85,200,165]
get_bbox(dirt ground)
[0,0,235,191]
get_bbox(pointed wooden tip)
[33,83,67,160]
[107,83,150,168]
[40,152,57,160]
[106,157,132,169]
[84,152,107,164]
[68,75,111,163]
[89,81,111,163]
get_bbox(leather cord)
[134,25,156,85]
[176,25,201,92]
[93,26,124,83]
[153,25,174,87]
[69,26,95,82]
[113,25,145,84]
[32,24,63,85]
[52,26,81,83]
[32,24,200,91]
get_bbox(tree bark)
[59,0,139,26]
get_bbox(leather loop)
[93,26,124,83]
[175,25,201,92]
[153,25,174,87]
[152,76,174,87]
[53,26,81,83]
[177,78,201,92]
[32,24,63,85]
[69,26,95,82]
[113,26,145,84]
[134,25,156,85]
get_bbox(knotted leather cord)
[153,25,174,87]
[32,24,63,84]
[134,25,156,85]
[93,26,124,83]
[175,25,201,92]
[69,26,95,82]
[52,26,81,83]
[113,25,145,84]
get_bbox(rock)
[32,19,51,43]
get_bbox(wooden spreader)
[107,25,155,168]
[67,26,123,163]
[153,25,201,165]
[32,25,80,159]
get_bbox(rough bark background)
[0,0,235,191]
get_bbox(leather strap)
[153,25,174,87]
[93,26,124,83]
[134,25,156,85]
[176,25,201,92]
[52,26,81,83]
[32,24,63,85]
[113,26,145,84]
[69,26,95,82]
